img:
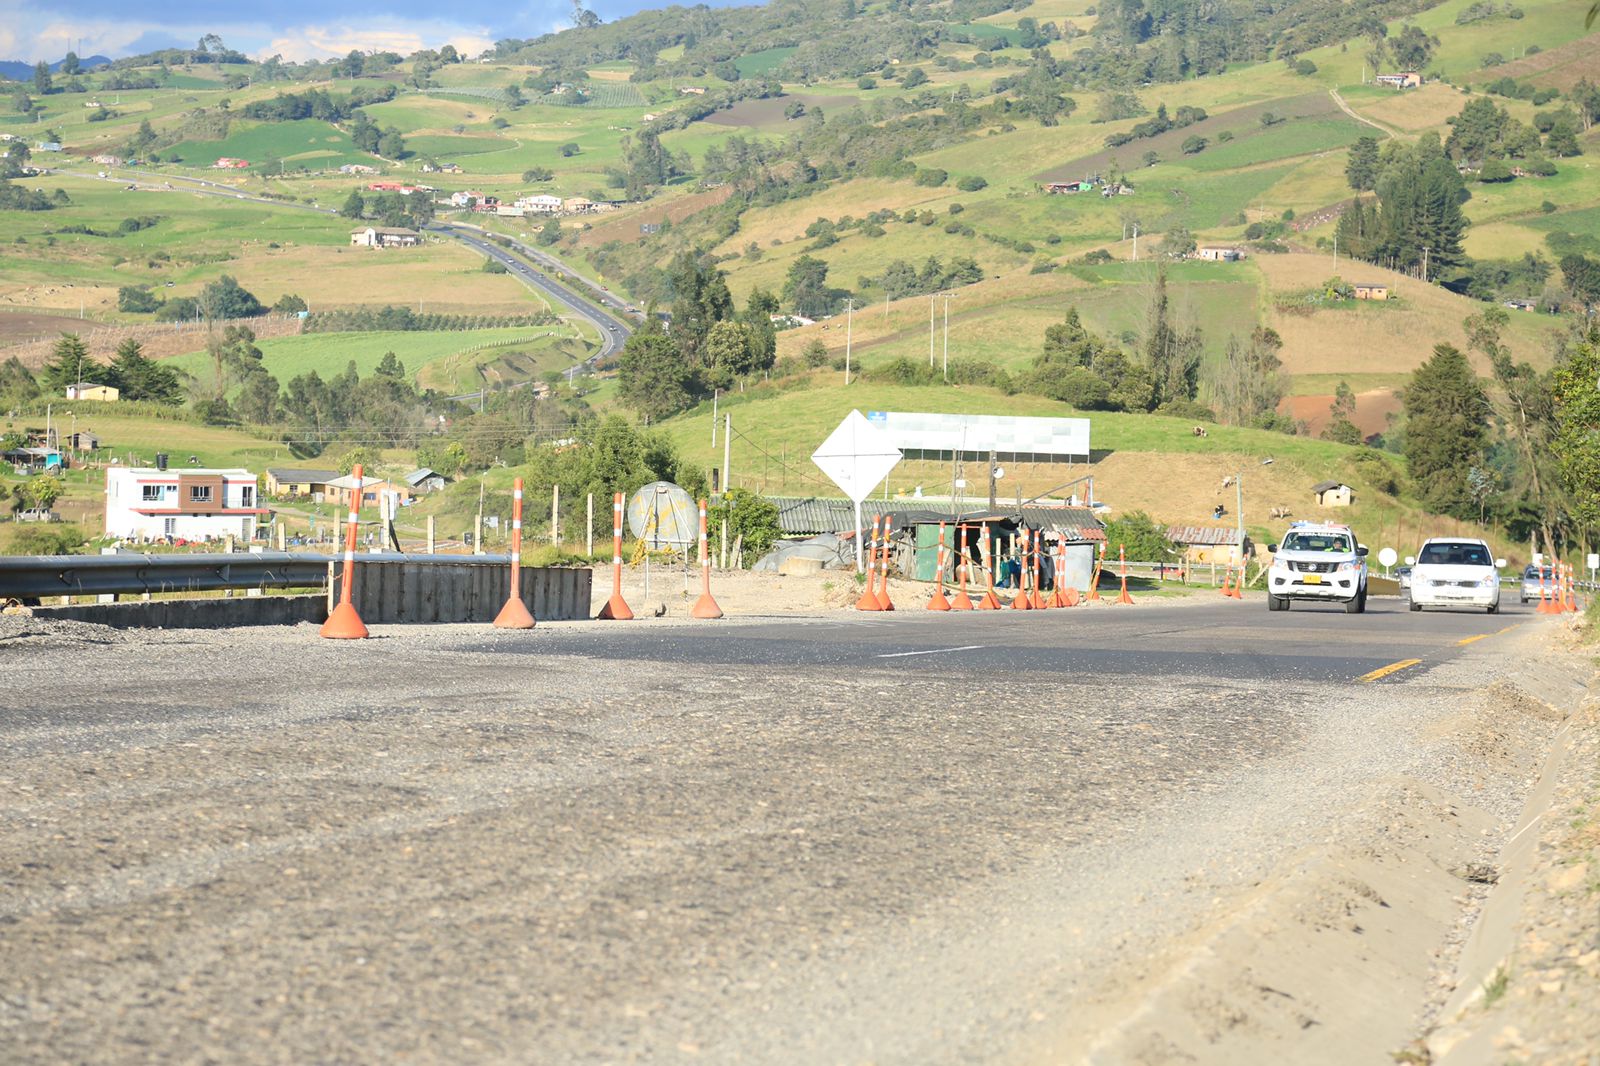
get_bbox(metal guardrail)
[0,552,513,600]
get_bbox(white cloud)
[266,22,496,62]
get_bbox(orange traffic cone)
[950,525,974,610]
[1227,563,1244,600]
[493,476,536,629]
[1566,563,1579,613]
[927,521,951,611]
[977,523,1002,610]
[597,491,634,620]
[691,497,723,619]
[1219,565,1234,598]
[1115,544,1134,605]
[1012,529,1034,611]
[857,515,884,612]
[321,464,370,639]
[1537,563,1560,615]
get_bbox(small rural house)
[105,467,266,542]
[404,468,449,493]
[1374,72,1422,89]
[323,474,413,505]
[1312,480,1354,508]
[264,467,341,498]
[91,153,122,166]
[212,157,249,169]
[1352,282,1389,301]
[350,226,422,249]
[65,381,119,402]
[1165,525,1250,566]
[1043,181,1095,195]
[517,194,563,214]
[3,445,62,473]
[1195,246,1242,262]
[69,431,100,452]
[562,197,596,214]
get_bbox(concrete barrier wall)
[36,565,592,629]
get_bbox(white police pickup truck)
[1265,521,1369,613]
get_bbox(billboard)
[865,411,1091,460]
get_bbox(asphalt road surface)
[0,596,1549,1063]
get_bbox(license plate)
[1302,574,1322,584]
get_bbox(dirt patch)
[576,184,735,248]
[0,314,304,369]
[0,311,104,347]
[701,94,851,129]
[1285,388,1401,439]
[1465,36,1600,93]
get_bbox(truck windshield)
[1419,543,1491,566]
[1280,532,1352,552]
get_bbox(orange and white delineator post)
[1115,543,1135,605]
[1564,561,1579,613]
[321,464,370,639]
[597,491,634,620]
[1219,564,1234,597]
[950,524,975,610]
[857,515,884,611]
[927,521,951,611]
[1225,560,1244,600]
[977,523,1002,610]
[876,514,896,611]
[691,497,723,619]
[1537,562,1560,615]
[493,477,536,629]
[1087,542,1104,602]
[1012,528,1033,611]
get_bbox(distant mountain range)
[0,56,113,82]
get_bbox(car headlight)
[1337,561,1360,572]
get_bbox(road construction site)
[2,593,1594,1065]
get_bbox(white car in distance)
[1266,522,1368,613]
[1407,538,1505,614]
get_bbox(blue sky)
[0,0,755,63]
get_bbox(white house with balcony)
[105,467,266,542]
[516,194,563,214]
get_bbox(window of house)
[141,485,163,502]
[189,485,212,503]
[240,486,255,508]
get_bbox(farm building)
[65,381,119,402]
[265,468,341,498]
[1352,282,1389,301]
[1374,72,1422,89]
[1312,481,1354,508]
[1165,525,1250,566]
[105,467,265,542]
[1195,246,1242,262]
[350,226,422,249]
[212,157,249,169]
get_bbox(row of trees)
[21,335,185,405]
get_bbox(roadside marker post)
[1115,543,1135,605]
[857,515,884,611]
[597,492,634,620]
[1012,528,1034,611]
[691,498,723,619]
[1537,563,1560,615]
[320,464,370,640]
[950,524,974,610]
[493,477,536,629]
[927,521,951,611]
[876,514,896,611]
[1220,565,1234,598]
[978,523,1002,610]
[1565,562,1579,613]
[1087,543,1104,602]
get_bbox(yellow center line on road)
[1457,634,1489,646]
[1359,658,1423,683]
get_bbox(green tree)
[901,67,928,88]
[1345,136,1380,191]
[1100,511,1177,562]
[1142,270,1202,406]
[707,488,781,564]
[559,142,580,157]
[782,255,843,318]
[40,334,100,392]
[1207,327,1286,428]
[339,445,381,475]
[1321,381,1363,444]
[16,474,64,512]
[1561,254,1600,310]
[339,189,365,219]
[235,372,282,424]
[33,61,51,95]
[1550,325,1600,527]
[199,275,264,320]
[703,320,757,388]
[1403,343,1491,517]
[0,356,40,406]
[1467,307,1555,551]
[618,320,694,422]
[107,338,182,405]
[117,285,161,313]
[377,128,407,159]
[272,293,308,313]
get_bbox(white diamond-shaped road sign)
[812,409,903,504]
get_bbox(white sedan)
[1408,538,1504,614]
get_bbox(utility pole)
[844,298,853,385]
[1421,246,1430,284]
[722,413,732,493]
[940,292,955,381]
[1332,231,1338,268]
[1132,221,1139,262]
[928,294,937,368]
[987,449,998,509]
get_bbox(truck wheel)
[1409,599,1422,612]
[1487,602,1499,614]
[1267,593,1286,611]
[1345,589,1366,614]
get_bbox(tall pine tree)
[1403,343,1490,518]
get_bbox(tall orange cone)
[977,523,1002,610]
[1537,562,1560,615]
[1228,562,1244,599]
[876,514,896,611]
[1049,537,1068,608]
[597,491,634,619]
[857,515,884,611]
[927,521,952,611]
[1087,543,1104,602]
[1219,563,1234,598]
[1115,543,1134,605]
[690,497,723,619]
[321,464,370,639]
[950,524,974,610]
[493,476,536,629]
[1012,528,1034,611]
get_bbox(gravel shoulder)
[0,609,1589,1064]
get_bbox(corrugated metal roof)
[766,497,1105,540]
[1166,525,1243,546]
